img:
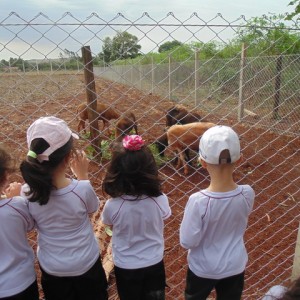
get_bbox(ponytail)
[20,137,73,205]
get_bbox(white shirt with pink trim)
[101,193,171,269]
[0,196,36,298]
[180,185,255,279]
[22,179,100,276]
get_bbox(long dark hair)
[103,143,162,198]
[20,137,73,205]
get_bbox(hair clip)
[122,135,145,151]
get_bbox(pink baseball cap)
[27,116,78,162]
[199,125,240,164]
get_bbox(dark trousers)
[185,268,245,300]
[114,260,166,300]
[0,280,39,300]
[40,256,108,300]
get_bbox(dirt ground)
[0,72,299,299]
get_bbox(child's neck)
[207,180,237,193]
[206,166,237,193]
[0,186,6,200]
[52,167,71,189]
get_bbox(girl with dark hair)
[101,135,171,300]
[0,145,39,300]
[20,116,108,300]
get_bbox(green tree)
[99,31,141,63]
[158,40,182,53]
[8,57,29,70]
[286,0,300,20]
[1,59,9,66]
[100,37,113,63]
[189,41,222,59]
[230,14,300,56]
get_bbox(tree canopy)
[286,0,300,20]
[222,14,300,56]
[99,31,141,63]
[158,40,182,53]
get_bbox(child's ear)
[65,152,73,164]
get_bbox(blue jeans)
[185,268,245,300]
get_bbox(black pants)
[114,260,166,300]
[185,268,245,300]
[0,280,39,300]
[41,256,108,300]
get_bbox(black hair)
[103,143,162,198]
[20,137,73,205]
[280,277,300,300]
[0,145,16,189]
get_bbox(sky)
[0,0,295,60]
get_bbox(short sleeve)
[101,199,113,225]
[158,193,171,220]
[14,196,35,231]
[242,185,255,213]
[76,180,99,213]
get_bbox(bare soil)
[0,72,299,300]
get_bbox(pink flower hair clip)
[122,135,145,151]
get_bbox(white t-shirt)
[180,185,255,279]
[22,179,100,276]
[261,285,287,300]
[101,193,171,269]
[0,196,36,298]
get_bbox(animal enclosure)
[0,13,299,300]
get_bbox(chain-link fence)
[0,12,299,300]
[95,54,300,135]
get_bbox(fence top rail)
[1,11,299,31]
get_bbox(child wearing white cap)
[0,146,39,300]
[180,125,255,300]
[20,116,108,300]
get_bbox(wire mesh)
[0,12,299,300]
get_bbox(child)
[180,125,255,300]
[101,135,171,300]
[19,116,108,300]
[261,276,300,300]
[0,145,39,300]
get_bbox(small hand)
[70,150,90,180]
[5,182,22,198]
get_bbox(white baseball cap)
[199,125,240,164]
[27,116,78,162]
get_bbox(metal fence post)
[169,54,172,100]
[238,43,246,121]
[273,55,283,119]
[292,222,300,281]
[195,48,200,107]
